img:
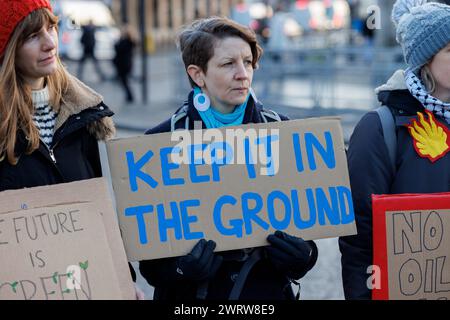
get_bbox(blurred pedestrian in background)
[139,16,318,301]
[340,0,450,299]
[113,24,138,103]
[77,19,105,81]
[230,0,251,27]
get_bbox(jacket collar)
[376,69,424,115]
[55,74,115,140]
[56,74,103,130]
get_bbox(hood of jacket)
[375,69,423,115]
[55,74,115,140]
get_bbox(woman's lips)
[39,55,55,65]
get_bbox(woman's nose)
[235,61,249,80]
[42,31,56,51]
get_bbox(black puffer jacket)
[339,70,450,299]
[139,92,318,300]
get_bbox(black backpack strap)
[170,103,189,131]
[228,248,263,300]
[260,109,282,123]
[375,105,397,173]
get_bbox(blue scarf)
[193,87,249,129]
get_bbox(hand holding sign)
[266,231,317,280]
[176,239,223,282]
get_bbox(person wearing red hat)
[0,0,142,299]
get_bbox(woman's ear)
[187,65,205,88]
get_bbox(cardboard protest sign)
[104,118,357,261]
[0,178,135,300]
[372,193,450,300]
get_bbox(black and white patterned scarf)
[405,68,450,124]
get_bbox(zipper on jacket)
[40,138,58,164]
[48,149,56,163]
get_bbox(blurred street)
[63,43,404,142]
[63,42,404,299]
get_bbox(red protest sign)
[372,193,450,300]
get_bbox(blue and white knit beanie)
[392,0,450,72]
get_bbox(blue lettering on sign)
[210,141,234,165]
[124,205,154,244]
[156,202,182,242]
[210,142,232,182]
[244,138,256,179]
[211,160,226,182]
[337,186,355,224]
[315,187,341,225]
[293,189,317,229]
[267,190,291,230]
[188,144,210,184]
[190,143,205,165]
[179,199,204,240]
[160,147,185,186]
[126,187,355,243]
[292,133,305,173]
[213,195,243,238]
[126,150,158,192]
[305,132,336,171]
[242,192,269,235]
[256,134,279,176]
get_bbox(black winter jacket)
[139,92,318,300]
[0,75,115,191]
[0,76,138,284]
[339,70,450,299]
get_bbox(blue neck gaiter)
[193,87,249,129]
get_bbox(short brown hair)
[177,16,263,88]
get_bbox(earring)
[193,91,211,112]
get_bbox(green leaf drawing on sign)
[11,282,18,293]
[79,260,89,270]
[67,272,73,279]
[63,289,71,294]
[52,272,58,284]
[49,291,55,295]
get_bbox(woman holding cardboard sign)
[0,0,143,298]
[139,17,318,300]
[339,0,450,299]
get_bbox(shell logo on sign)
[407,111,450,163]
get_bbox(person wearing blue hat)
[339,0,450,300]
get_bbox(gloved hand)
[266,231,318,280]
[175,239,223,282]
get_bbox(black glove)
[175,239,223,282]
[266,231,318,280]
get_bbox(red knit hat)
[0,0,52,57]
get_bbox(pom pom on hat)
[391,0,450,71]
[392,0,428,26]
